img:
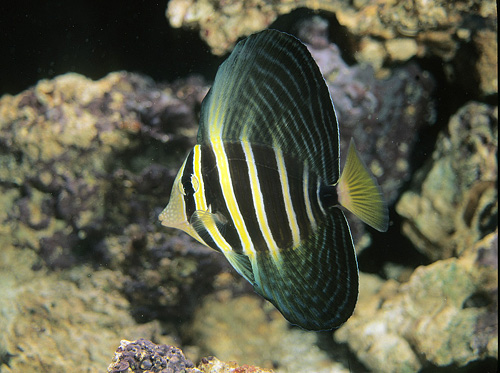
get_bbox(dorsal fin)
[198,29,340,184]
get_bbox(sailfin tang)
[252,209,358,330]
[198,29,340,184]
[337,140,389,232]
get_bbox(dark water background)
[1,0,223,95]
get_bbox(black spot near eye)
[181,174,195,196]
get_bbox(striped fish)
[159,29,388,330]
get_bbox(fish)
[159,29,388,331]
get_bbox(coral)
[166,0,496,71]
[0,243,170,372]
[0,72,226,322]
[166,0,497,97]
[0,72,229,370]
[186,293,351,372]
[197,356,274,373]
[396,102,498,261]
[0,72,203,270]
[107,339,197,373]
[335,229,498,372]
[106,339,277,373]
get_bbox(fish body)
[160,29,388,330]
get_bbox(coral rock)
[396,102,498,261]
[108,339,197,373]
[107,340,277,373]
[0,71,206,270]
[303,26,435,247]
[187,294,350,372]
[0,244,166,372]
[197,356,274,373]
[474,29,498,96]
[165,0,497,70]
[335,230,498,372]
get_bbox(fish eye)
[179,173,198,196]
[191,174,200,192]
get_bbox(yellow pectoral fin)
[191,209,227,238]
[337,139,389,232]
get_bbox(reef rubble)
[166,0,497,96]
[397,102,498,261]
[107,339,276,373]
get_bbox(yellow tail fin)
[337,139,389,232]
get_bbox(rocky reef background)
[0,1,497,372]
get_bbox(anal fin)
[252,209,358,330]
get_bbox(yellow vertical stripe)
[192,145,207,211]
[242,141,282,263]
[211,139,256,259]
[275,147,300,248]
[191,145,234,256]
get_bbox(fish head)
[159,149,203,242]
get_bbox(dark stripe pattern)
[254,209,357,330]
[223,142,269,252]
[171,30,360,330]
[199,144,244,254]
[180,150,196,218]
[199,29,340,185]
[193,142,325,253]
[250,143,293,250]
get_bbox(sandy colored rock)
[166,0,497,97]
[355,37,387,72]
[0,71,223,322]
[474,29,498,95]
[385,38,418,62]
[187,293,350,372]
[396,102,497,261]
[197,356,274,373]
[335,230,498,372]
[0,244,169,372]
[166,0,496,69]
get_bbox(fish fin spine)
[337,139,389,232]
